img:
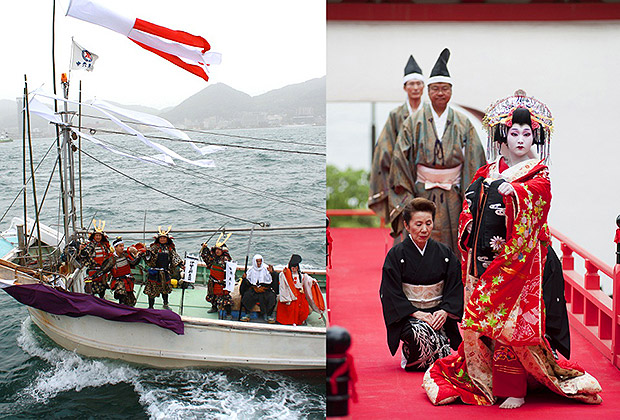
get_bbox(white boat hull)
[27,307,326,371]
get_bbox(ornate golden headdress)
[483,89,553,161]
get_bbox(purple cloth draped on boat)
[3,283,184,335]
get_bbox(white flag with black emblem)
[183,254,199,284]
[224,261,238,293]
[70,38,99,71]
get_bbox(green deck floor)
[102,283,326,327]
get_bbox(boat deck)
[328,227,620,419]
[100,282,326,327]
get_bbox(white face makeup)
[505,123,534,164]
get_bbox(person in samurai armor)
[100,236,143,307]
[79,219,113,298]
[143,226,184,310]
[200,232,234,319]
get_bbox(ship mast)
[51,0,77,246]
[60,73,78,242]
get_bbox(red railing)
[327,208,620,369]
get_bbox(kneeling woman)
[380,198,464,371]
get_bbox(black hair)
[493,107,546,146]
[403,198,436,224]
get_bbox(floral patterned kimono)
[423,157,602,406]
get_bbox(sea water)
[0,125,326,419]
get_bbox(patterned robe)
[388,103,486,250]
[144,241,183,298]
[201,247,233,311]
[423,158,602,406]
[80,239,113,296]
[369,103,410,222]
[107,250,142,307]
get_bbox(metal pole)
[78,80,83,229]
[180,251,186,316]
[142,210,147,244]
[24,75,43,268]
[22,89,28,253]
[51,0,68,244]
[370,101,376,162]
[239,224,256,320]
[60,75,77,241]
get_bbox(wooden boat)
[1,80,326,373]
[1,252,326,371]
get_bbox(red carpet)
[328,227,620,419]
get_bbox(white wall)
[327,21,620,290]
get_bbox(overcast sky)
[0,0,326,109]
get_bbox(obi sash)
[416,164,462,191]
[402,280,444,309]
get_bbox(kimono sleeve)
[461,119,487,191]
[379,247,415,328]
[369,110,399,219]
[439,249,463,320]
[387,117,417,236]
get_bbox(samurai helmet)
[154,225,173,239]
[214,232,232,250]
[89,219,108,241]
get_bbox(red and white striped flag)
[66,0,221,81]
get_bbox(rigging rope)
[0,139,57,224]
[76,112,325,147]
[26,154,61,242]
[67,124,325,157]
[83,134,325,214]
[79,148,266,227]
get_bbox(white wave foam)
[134,369,325,420]
[14,318,325,418]
[16,317,139,403]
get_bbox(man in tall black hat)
[389,48,486,251]
[369,54,426,225]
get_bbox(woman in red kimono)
[423,91,602,408]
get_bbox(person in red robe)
[276,254,322,326]
[423,91,602,408]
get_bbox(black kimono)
[380,237,463,370]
